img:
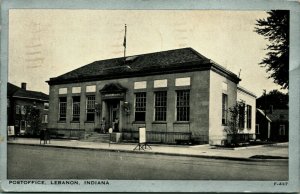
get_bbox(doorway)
[107,100,120,132]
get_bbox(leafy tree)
[224,101,246,146]
[24,105,42,136]
[255,10,289,89]
[257,89,288,110]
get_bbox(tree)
[24,105,42,136]
[255,10,289,89]
[256,89,288,110]
[224,101,246,146]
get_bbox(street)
[7,144,288,180]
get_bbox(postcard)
[0,0,299,192]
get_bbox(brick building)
[7,82,49,136]
[47,48,256,145]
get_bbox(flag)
[123,35,126,48]
[123,24,127,48]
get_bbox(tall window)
[155,91,167,121]
[72,96,80,121]
[86,95,95,122]
[135,92,146,121]
[222,93,228,125]
[246,105,252,129]
[59,97,67,121]
[238,102,245,128]
[176,90,190,121]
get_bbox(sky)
[8,9,287,96]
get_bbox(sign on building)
[8,126,15,136]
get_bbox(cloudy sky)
[8,9,286,96]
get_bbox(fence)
[122,129,192,144]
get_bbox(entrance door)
[108,100,120,132]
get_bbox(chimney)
[21,82,27,90]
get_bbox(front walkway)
[7,137,288,160]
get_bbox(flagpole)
[123,24,127,60]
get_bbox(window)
[72,96,80,121]
[21,105,26,115]
[135,92,146,121]
[44,102,49,110]
[238,102,245,128]
[255,124,260,134]
[246,105,252,129]
[222,94,228,125]
[155,91,167,121]
[86,95,95,122]
[279,125,286,136]
[16,105,20,114]
[42,115,48,123]
[59,97,67,121]
[176,90,190,121]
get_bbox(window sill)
[70,121,80,123]
[152,121,167,124]
[85,121,95,123]
[132,121,146,124]
[57,121,66,123]
[174,121,190,124]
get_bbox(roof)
[13,89,49,102]
[257,109,272,122]
[7,82,49,102]
[265,109,289,122]
[237,85,256,98]
[47,47,241,85]
[7,82,20,97]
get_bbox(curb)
[8,142,288,162]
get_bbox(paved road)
[7,144,288,180]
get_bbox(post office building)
[47,48,256,145]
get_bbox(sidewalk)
[7,137,288,161]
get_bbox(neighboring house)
[256,108,272,140]
[256,107,288,142]
[46,47,256,145]
[7,82,49,136]
[268,108,289,141]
